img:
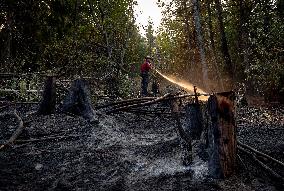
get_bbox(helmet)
[145,56,152,59]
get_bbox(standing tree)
[145,18,155,56]
[214,0,233,81]
[193,0,209,90]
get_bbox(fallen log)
[237,154,249,171]
[238,146,284,182]
[238,141,284,168]
[126,109,181,115]
[0,104,10,111]
[171,93,210,99]
[95,97,155,109]
[98,93,209,110]
[107,99,152,110]
[0,89,43,93]
[14,102,39,105]
[0,72,44,78]
[0,110,24,150]
[127,106,170,112]
[0,73,19,78]
[14,134,86,143]
[123,106,169,113]
[107,93,171,114]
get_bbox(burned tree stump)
[38,75,56,115]
[185,103,204,140]
[62,79,98,122]
[208,92,236,178]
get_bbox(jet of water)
[154,69,209,101]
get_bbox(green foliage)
[156,0,284,97]
[145,18,155,55]
[0,0,149,98]
[1,0,282,100]
[118,74,133,97]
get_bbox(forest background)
[0,0,283,102]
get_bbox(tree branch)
[0,110,24,150]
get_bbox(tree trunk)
[238,0,251,94]
[38,75,56,115]
[207,92,236,178]
[206,0,216,52]
[206,0,224,91]
[215,0,234,80]
[62,79,98,122]
[2,11,13,72]
[263,0,271,36]
[182,0,194,75]
[193,0,209,90]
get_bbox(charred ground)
[0,102,283,191]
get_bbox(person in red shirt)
[140,56,152,96]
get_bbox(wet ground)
[0,103,283,190]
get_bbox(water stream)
[154,69,209,101]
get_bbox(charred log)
[0,110,24,150]
[15,134,87,144]
[238,146,284,184]
[96,97,154,109]
[238,141,284,168]
[107,93,170,114]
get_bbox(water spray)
[153,68,209,101]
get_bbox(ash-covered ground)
[0,103,283,191]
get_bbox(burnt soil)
[0,103,283,191]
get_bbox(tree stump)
[38,75,56,115]
[208,91,236,178]
[62,79,98,122]
[185,103,204,140]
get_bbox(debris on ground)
[0,103,283,190]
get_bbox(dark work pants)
[141,72,149,96]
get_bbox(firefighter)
[140,56,152,96]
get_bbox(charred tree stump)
[170,98,192,165]
[62,79,98,122]
[208,92,236,178]
[38,75,56,115]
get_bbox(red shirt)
[140,61,151,73]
